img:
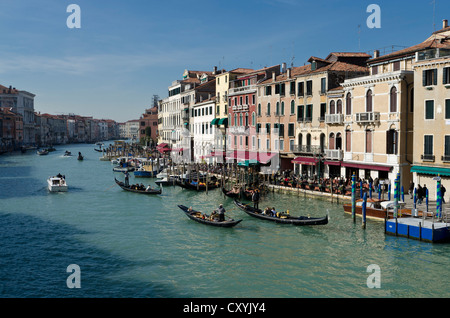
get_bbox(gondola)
[222,187,253,200]
[176,180,219,191]
[114,178,162,194]
[233,199,328,226]
[177,205,242,228]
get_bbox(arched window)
[267,103,271,115]
[337,100,342,114]
[330,100,336,114]
[336,132,342,150]
[390,86,397,113]
[281,101,285,115]
[345,128,352,152]
[239,113,243,126]
[276,102,280,115]
[258,103,261,116]
[298,133,303,147]
[234,114,237,127]
[252,112,256,126]
[245,113,248,127]
[329,133,335,150]
[290,100,295,114]
[366,89,373,112]
[346,92,352,115]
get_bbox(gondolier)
[217,204,225,222]
[252,189,260,209]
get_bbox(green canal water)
[0,143,449,298]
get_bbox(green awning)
[218,118,228,126]
[411,165,450,177]
[237,159,259,167]
[211,118,219,125]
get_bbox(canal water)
[0,143,449,298]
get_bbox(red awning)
[158,148,171,154]
[157,143,168,148]
[225,150,276,164]
[324,160,342,166]
[255,152,277,164]
[341,162,392,171]
[292,156,318,166]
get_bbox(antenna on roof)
[358,24,361,51]
[290,41,295,68]
[431,0,436,33]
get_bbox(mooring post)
[362,192,367,229]
[351,173,356,223]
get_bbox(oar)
[105,183,117,191]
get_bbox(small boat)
[177,205,242,228]
[342,198,421,220]
[37,149,49,155]
[114,178,161,194]
[222,187,253,200]
[77,152,84,160]
[155,176,177,186]
[233,200,328,226]
[47,175,68,192]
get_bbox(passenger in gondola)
[146,185,152,192]
[271,207,276,217]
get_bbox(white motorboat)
[47,176,68,192]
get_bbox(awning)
[341,162,392,171]
[238,159,259,167]
[225,151,276,164]
[411,165,450,177]
[324,160,342,166]
[157,143,168,148]
[211,118,219,125]
[218,118,228,126]
[292,156,318,166]
[158,148,171,154]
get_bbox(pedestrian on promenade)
[442,185,446,204]
[409,181,414,199]
[417,184,423,204]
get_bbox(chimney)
[213,66,217,74]
[272,72,276,82]
[443,19,448,29]
[373,50,380,58]
[281,62,286,73]
[287,68,291,79]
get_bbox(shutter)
[444,68,448,85]
[433,69,438,85]
[423,70,427,86]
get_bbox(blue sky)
[0,0,448,122]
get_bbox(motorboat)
[63,151,72,156]
[37,149,49,155]
[47,175,68,192]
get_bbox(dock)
[385,217,450,243]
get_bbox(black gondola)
[94,148,104,152]
[222,187,253,200]
[233,199,328,226]
[177,205,242,228]
[175,180,219,191]
[114,178,162,194]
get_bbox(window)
[446,99,450,119]
[444,136,450,160]
[297,105,304,122]
[276,102,280,115]
[290,82,296,95]
[393,61,400,71]
[320,103,326,121]
[288,123,294,137]
[444,67,450,85]
[423,69,437,86]
[372,66,378,75]
[267,103,271,116]
[265,123,271,135]
[239,113,243,126]
[239,97,243,105]
[366,89,373,112]
[281,101,285,115]
[252,95,255,105]
[337,100,342,114]
[306,80,313,95]
[305,105,313,122]
[425,100,434,119]
[258,104,261,116]
[345,129,351,152]
[390,86,397,112]
[386,129,398,154]
[424,135,433,159]
[321,78,326,94]
[329,133,335,150]
[298,82,304,97]
[245,96,249,105]
[346,93,352,115]
[290,100,295,115]
[265,86,272,96]
[266,139,270,150]
[365,130,372,153]
[252,112,256,126]
[330,100,335,114]
[289,139,294,152]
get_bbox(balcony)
[229,85,257,96]
[292,145,323,155]
[325,149,343,160]
[421,154,435,162]
[325,114,344,125]
[355,112,380,124]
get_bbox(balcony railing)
[355,112,380,124]
[229,85,257,96]
[421,154,435,162]
[324,149,343,160]
[325,114,344,125]
[292,145,323,155]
